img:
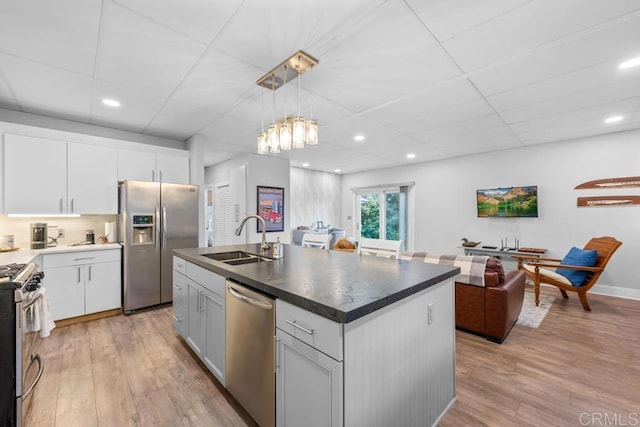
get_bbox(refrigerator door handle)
[155,205,161,254]
[162,204,167,249]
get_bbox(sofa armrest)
[484,270,526,342]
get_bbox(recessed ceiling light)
[302,163,310,167]
[406,153,416,159]
[334,168,341,173]
[618,57,640,69]
[353,135,365,142]
[102,98,121,108]
[604,116,623,124]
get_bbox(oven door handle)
[22,353,44,400]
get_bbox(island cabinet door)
[186,279,204,356]
[202,287,225,386]
[276,329,343,427]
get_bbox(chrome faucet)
[235,215,271,253]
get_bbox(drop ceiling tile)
[145,101,219,141]
[470,13,640,96]
[96,2,208,98]
[437,133,522,156]
[310,1,459,112]
[113,0,243,44]
[171,48,264,113]
[362,78,481,126]
[211,0,384,70]
[407,0,531,42]
[199,114,257,149]
[394,99,495,140]
[0,53,92,120]
[428,125,520,150]
[499,76,640,124]
[510,98,639,134]
[90,80,167,133]
[442,0,640,72]
[487,58,640,112]
[0,0,101,75]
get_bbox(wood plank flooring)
[25,285,640,426]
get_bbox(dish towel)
[36,287,56,338]
[25,287,56,338]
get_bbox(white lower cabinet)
[276,329,343,427]
[42,249,121,321]
[180,259,225,385]
[276,299,344,427]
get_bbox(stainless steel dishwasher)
[225,280,275,427]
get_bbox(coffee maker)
[30,222,48,249]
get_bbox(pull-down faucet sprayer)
[235,215,271,253]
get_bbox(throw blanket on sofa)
[401,252,489,287]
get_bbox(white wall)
[290,167,342,230]
[342,130,640,298]
[206,154,291,244]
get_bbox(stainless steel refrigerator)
[119,180,198,313]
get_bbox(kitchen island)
[174,243,460,427]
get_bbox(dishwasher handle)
[227,286,273,310]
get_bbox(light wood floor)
[25,285,640,427]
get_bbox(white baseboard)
[532,282,640,301]
[590,284,640,301]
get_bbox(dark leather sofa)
[455,258,526,343]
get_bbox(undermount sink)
[203,251,271,265]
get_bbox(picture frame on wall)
[256,185,285,232]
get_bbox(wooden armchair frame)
[512,236,622,311]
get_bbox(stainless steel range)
[0,262,46,427]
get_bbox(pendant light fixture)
[256,50,319,154]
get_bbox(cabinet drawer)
[42,249,121,268]
[186,261,225,296]
[276,299,343,361]
[173,256,186,274]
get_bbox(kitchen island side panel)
[343,278,455,427]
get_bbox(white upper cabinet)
[156,153,189,184]
[67,142,117,214]
[117,149,156,182]
[4,134,68,215]
[3,134,117,215]
[118,150,189,184]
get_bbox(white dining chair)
[301,233,332,250]
[357,238,402,259]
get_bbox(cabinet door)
[185,279,203,356]
[44,265,85,320]
[156,153,189,184]
[117,149,156,182]
[84,261,121,314]
[276,329,343,427]
[67,143,118,214]
[4,134,67,214]
[172,269,187,337]
[203,288,225,385]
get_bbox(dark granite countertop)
[174,244,459,324]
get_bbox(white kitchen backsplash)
[0,214,117,248]
[290,167,342,230]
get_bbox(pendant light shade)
[279,121,292,150]
[257,131,268,154]
[292,117,306,148]
[268,124,280,153]
[305,119,318,145]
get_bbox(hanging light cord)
[260,86,264,131]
